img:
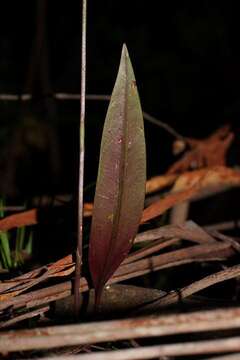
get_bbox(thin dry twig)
[115,242,231,281]
[204,354,240,360]
[74,0,87,318]
[0,93,185,139]
[204,220,240,232]
[142,111,185,140]
[135,220,215,244]
[1,308,240,352]
[209,230,240,253]
[137,263,240,312]
[33,338,240,360]
[0,305,49,329]
[123,237,180,264]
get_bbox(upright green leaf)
[89,44,146,303]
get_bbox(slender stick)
[1,308,240,352]
[204,354,240,360]
[74,0,87,318]
[0,93,185,139]
[135,263,240,312]
[0,306,50,329]
[142,111,185,140]
[32,339,240,360]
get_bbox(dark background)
[0,0,240,198]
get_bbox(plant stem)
[74,0,87,318]
[0,199,12,269]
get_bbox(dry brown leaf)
[173,166,240,193]
[48,255,75,277]
[83,202,93,216]
[0,204,94,231]
[48,254,73,273]
[141,186,198,224]
[49,266,75,277]
[0,255,75,301]
[0,268,45,295]
[146,174,177,194]
[2,168,239,230]
[0,289,25,302]
[0,209,37,231]
[81,184,198,224]
[168,125,234,174]
[145,165,240,197]
[142,166,240,223]
[172,139,187,155]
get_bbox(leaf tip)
[121,43,129,59]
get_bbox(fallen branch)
[0,209,37,231]
[0,204,92,231]
[0,305,49,329]
[209,230,240,253]
[141,185,198,223]
[145,173,177,194]
[204,354,240,360]
[1,307,240,352]
[123,237,180,264]
[36,339,240,360]
[204,220,240,232]
[137,263,240,312]
[0,93,185,139]
[116,242,231,279]
[135,220,215,244]
[167,125,234,174]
